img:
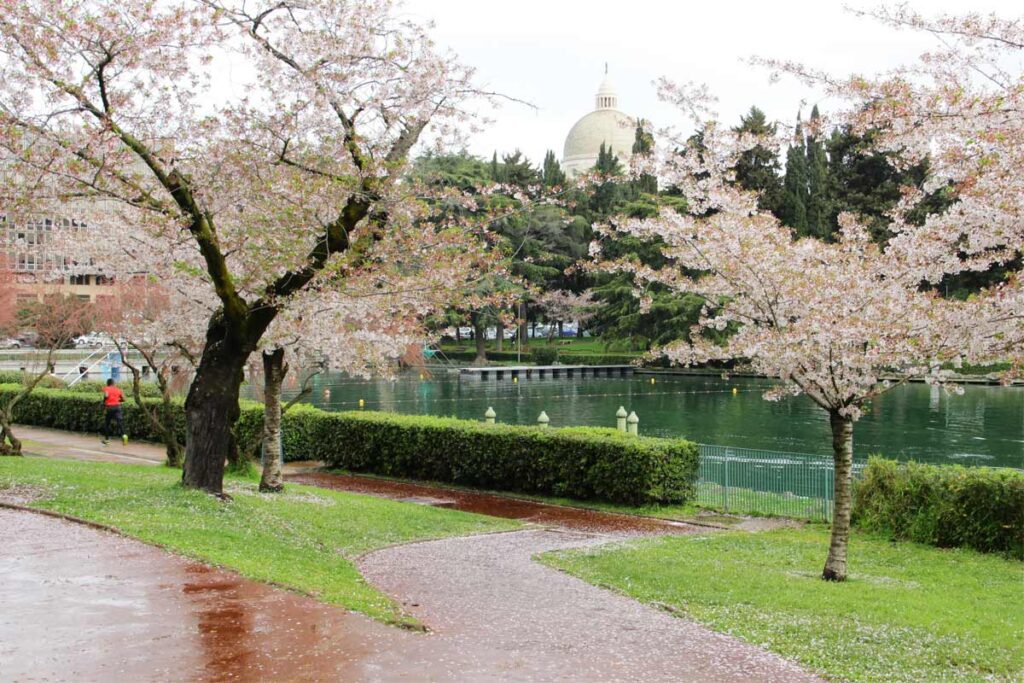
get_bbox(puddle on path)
[1,508,418,681]
[289,471,700,536]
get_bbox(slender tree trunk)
[823,409,854,581]
[496,322,504,352]
[518,301,529,352]
[259,348,287,493]
[471,312,487,365]
[182,317,249,495]
[557,320,564,340]
[455,326,461,343]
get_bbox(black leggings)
[103,406,124,440]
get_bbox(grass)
[0,457,519,626]
[540,527,1024,682]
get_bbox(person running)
[101,378,127,446]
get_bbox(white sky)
[400,0,1019,164]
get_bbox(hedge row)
[2,385,699,505]
[281,407,698,505]
[853,457,1024,558]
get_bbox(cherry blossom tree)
[593,83,973,581]
[252,228,505,492]
[93,279,204,467]
[0,0,495,493]
[759,6,1024,370]
[536,289,595,341]
[0,291,93,455]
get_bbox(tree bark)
[823,409,854,581]
[182,316,250,495]
[471,312,487,365]
[518,301,529,352]
[259,348,287,493]
[0,420,22,456]
[496,322,504,352]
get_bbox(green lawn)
[0,457,519,626]
[541,528,1024,682]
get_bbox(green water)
[284,371,1024,469]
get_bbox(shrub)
[853,457,1024,558]
[1,385,699,505]
[531,347,559,365]
[1,384,262,449]
[300,411,698,505]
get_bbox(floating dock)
[459,365,634,380]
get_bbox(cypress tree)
[541,150,566,187]
[805,105,833,239]
[490,151,503,183]
[780,114,809,233]
[631,119,658,194]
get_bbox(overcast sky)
[400,0,1018,164]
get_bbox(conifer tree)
[805,105,833,239]
[780,115,809,232]
[632,119,658,195]
[541,150,566,187]
[732,107,783,216]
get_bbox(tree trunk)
[557,320,564,340]
[518,301,528,352]
[182,318,249,495]
[471,312,487,365]
[496,322,504,352]
[455,326,461,343]
[0,419,22,455]
[823,409,855,581]
[259,348,287,493]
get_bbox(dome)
[562,70,635,177]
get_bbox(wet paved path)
[358,529,822,682]
[5,427,823,681]
[0,507,420,682]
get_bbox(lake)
[281,371,1024,469]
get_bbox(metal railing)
[697,444,866,521]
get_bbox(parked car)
[73,333,114,349]
[0,337,22,349]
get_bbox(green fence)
[697,444,865,521]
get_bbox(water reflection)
[271,372,1024,469]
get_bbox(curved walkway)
[357,529,822,682]
[5,428,823,681]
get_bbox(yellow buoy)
[650,377,656,385]
[419,373,425,380]
[732,387,738,395]
[358,398,365,409]
[513,376,518,383]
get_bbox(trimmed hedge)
[853,457,1024,558]
[285,408,698,505]
[1,384,261,447]
[2,385,698,505]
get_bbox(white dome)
[562,109,634,177]
[562,69,634,177]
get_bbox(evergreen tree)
[631,119,658,195]
[590,143,624,218]
[541,150,566,187]
[501,150,540,187]
[490,151,503,183]
[780,114,809,233]
[732,106,783,216]
[805,105,833,239]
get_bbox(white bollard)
[616,406,628,432]
[485,406,496,424]
[537,411,550,428]
[627,411,639,436]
